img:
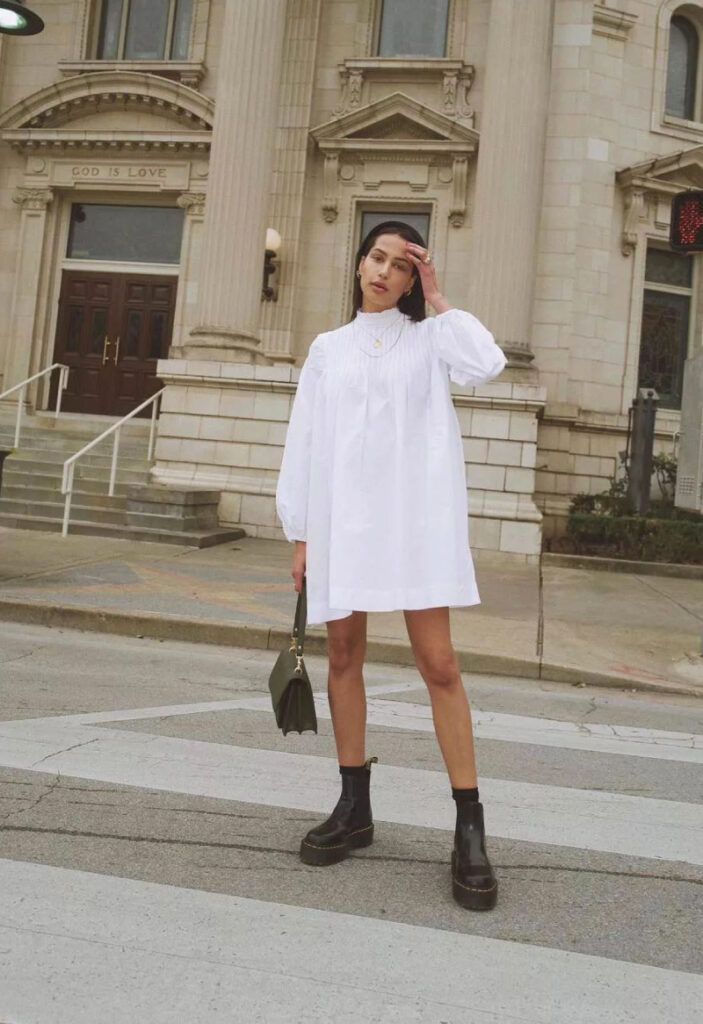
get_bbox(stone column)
[180,0,287,364]
[2,188,54,397]
[469,0,554,368]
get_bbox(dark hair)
[350,220,427,322]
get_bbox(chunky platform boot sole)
[299,823,374,866]
[451,851,498,911]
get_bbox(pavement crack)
[634,575,703,625]
[29,737,99,769]
[0,773,61,824]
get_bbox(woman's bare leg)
[403,607,477,788]
[326,611,368,765]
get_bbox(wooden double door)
[51,271,177,417]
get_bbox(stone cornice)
[1,131,211,154]
[592,4,638,42]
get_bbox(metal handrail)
[61,388,164,537]
[0,363,70,448]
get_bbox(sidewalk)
[0,526,701,696]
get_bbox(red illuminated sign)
[670,190,703,252]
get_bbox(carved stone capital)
[177,191,207,217]
[13,187,53,211]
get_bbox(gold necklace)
[355,309,403,347]
[353,314,406,358]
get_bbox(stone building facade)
[0,1,699,558]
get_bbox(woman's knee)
[418,652,461,691]
[327,614,366,674]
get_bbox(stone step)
[0,484,129,510]
[0,449,151,472]
[0,512,244,548]
[0,471,137,495]
[0,496,129,527]
[0,414,151,440]
[1,469,150,493]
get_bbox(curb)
[1,597,700,699]
[542,552,703,580]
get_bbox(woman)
[275,220,506,911]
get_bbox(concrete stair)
[0,413,244,547]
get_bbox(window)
[96,0,193,60]
[376,0,450,58]
[67,204,184,264]
[665,14,699,120]
[360,210,430,246]
[637,247,693,409]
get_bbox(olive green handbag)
[268,576,318,735]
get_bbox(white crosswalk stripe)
[2,857,702,1024]
[0,677,701,1023]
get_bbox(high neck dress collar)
[354,306,404,326]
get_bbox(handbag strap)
[291,575,307,657]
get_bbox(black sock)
[452,786,479,804]
[339,764,368,777]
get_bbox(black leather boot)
[300,756,378,866]
[451,801,498,910]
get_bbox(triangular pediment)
[310,92,478,152]
[0,71,214,148]
[617,145,703,193]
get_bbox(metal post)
[147,394,159,461]
[62,464,74,537]
[55,365,68,417]
[13,385,24,448]
[109,429,120,497]
[627,388,659,514]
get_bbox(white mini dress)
[275,306,506,625]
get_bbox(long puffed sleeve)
[275,336,325,542]
[429,308,506,386]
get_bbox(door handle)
[113,336,120,365]
[101,336,111,365]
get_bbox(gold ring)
[423,253,432,264]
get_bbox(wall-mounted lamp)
[262,227,281,302]
[0,1,44,35]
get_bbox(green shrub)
[565,514,703,563]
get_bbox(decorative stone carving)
[12,187,53,211]
[177,191,207,217]
[311,92,478,225]
[621,187,646,257]
[442,68,475,121]
[449,155,468,228]
[322,152,340,222]
[334,59,475,125]
[0,71,215,155]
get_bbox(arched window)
[665,14,699,120]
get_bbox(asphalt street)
[0,622,702,1022]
